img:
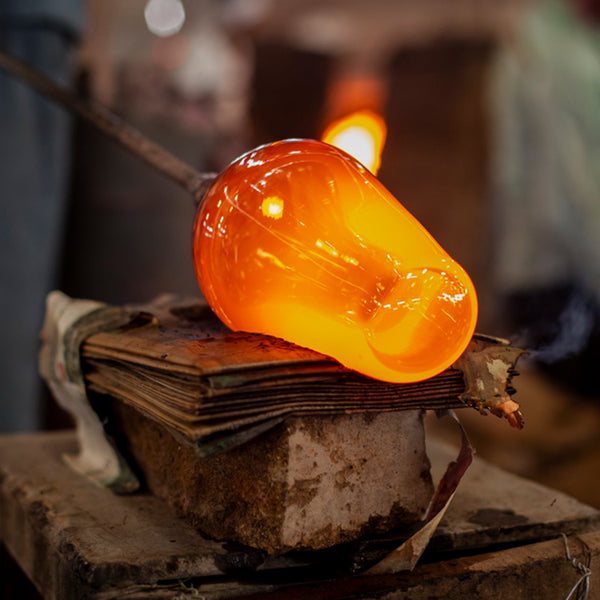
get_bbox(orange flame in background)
[322,109,387,175]
[193,140,478,384]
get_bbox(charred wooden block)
[111,403,433,555]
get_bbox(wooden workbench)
[1,430,599,599]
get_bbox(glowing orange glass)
[322,109,387,175]
[192,139,478,383]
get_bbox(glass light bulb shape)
[192,139,478,383]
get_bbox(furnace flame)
[322,110,387,175]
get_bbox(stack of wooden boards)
[80,298,468,449]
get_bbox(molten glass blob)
[192,139,478,383]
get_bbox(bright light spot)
[441,291,466,304]
[261,196,284,219]
[322,110,387,175]
[144,0,186,37]
[342,254,359,266]
[256,248,286,269]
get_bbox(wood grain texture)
[1,431,599,599]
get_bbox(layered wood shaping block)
[109,402,433,554]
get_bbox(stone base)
[110,403,433,555]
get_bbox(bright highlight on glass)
[261,197,284,219]
[322,110,387,175]
[193,139,478,383]
[144,0,186,38]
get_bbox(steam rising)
[519,290,596,364]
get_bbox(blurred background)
[1,0,599,508]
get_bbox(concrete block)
[111,403,434,554]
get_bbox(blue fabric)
[0,0,84,38]
[0,15,80,431]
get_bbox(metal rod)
[0,49,217,201]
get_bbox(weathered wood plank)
[1,431,599,599]
[230,531,600,600]
[428,436,600,552]
[0,432,245,600]
[90,531,600,600]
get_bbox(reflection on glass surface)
[193,139,478,383]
